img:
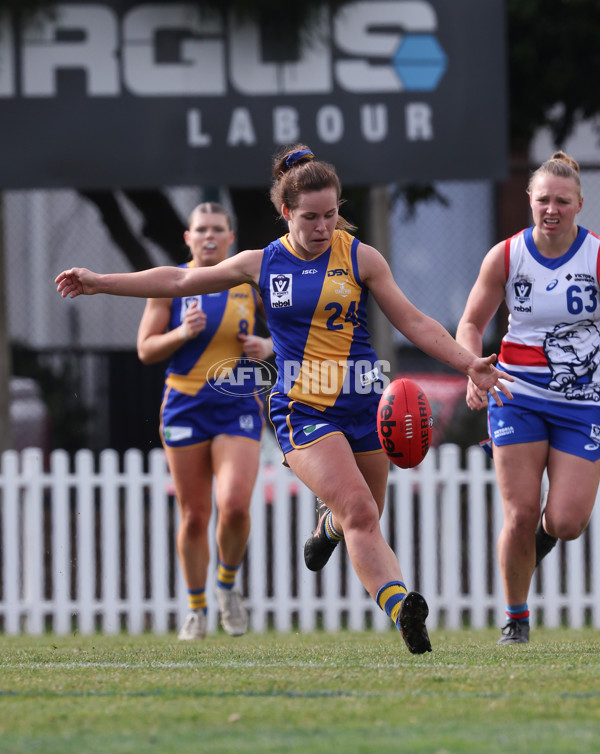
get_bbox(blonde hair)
[527,151,581,197]
[188,202,233,230]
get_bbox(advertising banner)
[0,0,508,188]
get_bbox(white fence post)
[74,449,95,634]
[465,445,494,629]
[148,448,170,634]
[123,449,145,634]
[99,448,120,635]
[50,449,71,635]
[591,516,600,627]
[0,445,598,635]
[0,450,21,632]
[439,444,463,629]
[22,448,45,634]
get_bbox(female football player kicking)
[56,144,512,653]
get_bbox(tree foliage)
[508,0,600,149]
[0,0,349,44]
[0,0,55,22]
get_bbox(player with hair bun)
[56,144,512,654]
[457,151,600,645]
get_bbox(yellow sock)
[217,559,239,590]
[188,587,207,613]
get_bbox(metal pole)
[367,185,398,379]
[0,192,14,450]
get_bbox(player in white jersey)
[457,151,600,645]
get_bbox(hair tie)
[285,149,314,168]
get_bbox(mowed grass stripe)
[2,657,600,669]
[1,629,599,754]
[2,687,600,700]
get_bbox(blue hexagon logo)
[393,34,447,91]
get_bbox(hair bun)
[285,149,315,168]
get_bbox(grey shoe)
[497,620,530,644]
[216,586,248,636]
[178,611,207,640]
[398,591,432,654]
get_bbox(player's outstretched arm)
[55,249,264,300]
[56,267,101,298]
[360,244,513,406]
[55,266,189,299]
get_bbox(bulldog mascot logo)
[543,319,600,400]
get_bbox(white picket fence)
[1,445,598,636]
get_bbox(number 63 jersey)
[258,229,383,413]
[500,225,600,405]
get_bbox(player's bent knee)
[339,498,380,534]
[219,505,251,530]
[179,511,211,539]
[552,521,588,541]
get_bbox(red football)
[377,378,434,468]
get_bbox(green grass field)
[1,628,599,753]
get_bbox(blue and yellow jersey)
[165,262,259,399]
[258,229,382,413]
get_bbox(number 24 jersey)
[258,229,383,413]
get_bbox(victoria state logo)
[513,276,533,313]
[207,357,277,396]
[269,273,292,309]
[514,278,532,303]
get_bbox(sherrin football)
[377,378,434,468]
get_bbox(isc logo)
[1,1,445,98]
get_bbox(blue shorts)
[160,386,264,448]
[488,392,600,462]
[268,390,383,457]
